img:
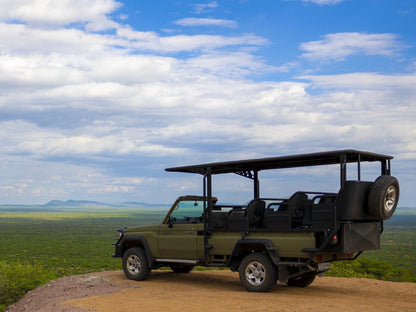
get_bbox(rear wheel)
[368,175,399,220]
[122,247,151,281]
[239,253,277,292]
[287,271,316,287]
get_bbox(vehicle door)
[158,200,204,260]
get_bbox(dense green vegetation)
[0,206,167,311]
[327,210,416,282]
[0,205,415,311]
[0,207,167,275]
[0,262,57,311]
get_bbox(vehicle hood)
[123,223,161,233]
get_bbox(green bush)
[0,261,57,311]
[327,258,416,282]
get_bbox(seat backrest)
[208,212,228,230]
[246,199,266,228]
[288,192,308,221]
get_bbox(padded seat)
[246,199,266,228]
[288,192,308,222]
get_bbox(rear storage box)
[326,221,382,253]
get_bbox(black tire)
[122,247,151,281]
[170,265,194,273]
[368,175,399,221]
[239,253,277,292]
[287,271,316,287]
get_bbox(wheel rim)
[127,254,142,275]
[245,261,266,286]
[384,185,397,212]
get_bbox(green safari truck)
[113,149,399,292]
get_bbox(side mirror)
[168,217,176,228]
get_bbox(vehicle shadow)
[116,270,366,297]
[147,270,243,291]
[115,270,349,295]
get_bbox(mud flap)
[278,264,289,284]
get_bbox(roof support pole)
[340,154,347,188]
[381,160,387,175]
[203,167,212,265]
[357,153,361,181]
[254,170,260,198]
[381,159,391,175]
[388,159,391,175]
[206,168,212,213]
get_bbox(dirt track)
[6,270,416,312]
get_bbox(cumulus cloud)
[0,22,122,55]
[116,26,267,53]
[299,72,416,90]
[0,0,415,205]
[300,32,404,62]
[183,51,276,78]
[0,0,121,30]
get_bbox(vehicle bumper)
[112,241,122,258]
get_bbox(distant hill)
[120,201,169,208]
[45,200,105,207]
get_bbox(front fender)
[114,235,154,268]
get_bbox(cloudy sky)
[0,0,415,206]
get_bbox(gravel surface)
[6,270,416,312]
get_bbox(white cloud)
[88,184,136,194]
[299,72,416,89]
[194,1,218,14]
[183,51,276,78]
[0,120,187,158]
[300,32,404,61]
[0,22,122,55]
[0,0,122,30]
[0,0,415,205]
[175,17,237,28]
[397,8,414,15]
[116,26,267,53]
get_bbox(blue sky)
[0,0,415,206]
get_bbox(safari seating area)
[209,179,380,233]
[209,191,337,233]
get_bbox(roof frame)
[165,149,393,176]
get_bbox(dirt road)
[6,270,416,312]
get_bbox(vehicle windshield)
[170,200,204,220]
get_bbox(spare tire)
[368,175,399,220]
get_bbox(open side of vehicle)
[113,149,399,292]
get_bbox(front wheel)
[122,247,151,281]
[239,253,277,292]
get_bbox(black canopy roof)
[165,149,393,175]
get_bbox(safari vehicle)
[113,149,399,292]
